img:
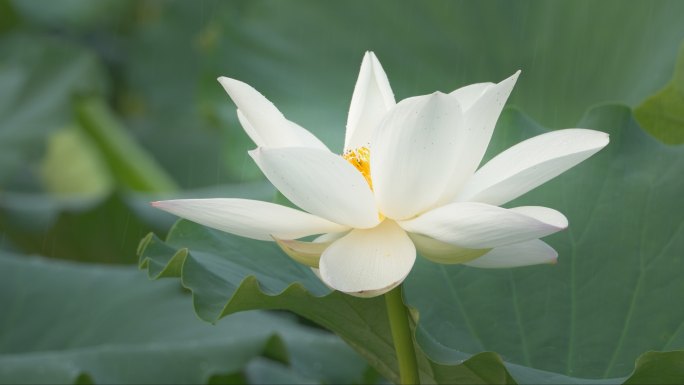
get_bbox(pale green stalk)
[385,285,420,384]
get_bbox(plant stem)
[385,285,420,384]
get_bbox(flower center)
[343,146,372,189]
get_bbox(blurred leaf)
[75,97,178,193]
[40,125,113,198]
[9,0,129,30]
[0,33,107,186]
[0,181,274,264]
[635,42,684,144]
[117,1,684,188]
[405,104,684,382]
[0,250,369,384]
[0,0,18,32]
[0,193,153,264]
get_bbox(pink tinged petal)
[217,77,328,150]
[345,51,396,152]
[151,198,347,241]
[465,239,558,268]
[319,220,416,297]
[437,71,521,204]
[449,82,493,111]
[398,202,567,249]
[249,147,380,229]
[371,92,464,220]
[408,233,490,265]
[457,129,610,206]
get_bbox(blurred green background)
[1,0,683,384]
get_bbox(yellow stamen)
[343,146,384,221]
[343,146,372,189]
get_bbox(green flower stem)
[385,285,420,384]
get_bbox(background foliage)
[1,0,683,384]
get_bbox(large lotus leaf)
[138,104,684,384]
[0,250,369,384]
[404,104,684,381]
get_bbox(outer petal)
[371,92,463,220]
[449,82,493,111]
[398,202,567,249]
[345,51,395,152]
[437,71,520,204]
[409,233,490,264]
[218,77,328,150]
[465,239,558,268]
[457,129,610,205]
[319,220,416,297]
[151,198,348,241]
[250,147,380,229]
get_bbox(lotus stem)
[385,285,420,384]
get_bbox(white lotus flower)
[152,52,609,297]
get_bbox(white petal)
[509,206,568,228]
[449,82,493,111]
[319,220,416,296]
[250,147,380,229]
[457,129,610,205]
[465,239,558,268]
[409,232,490,264]
[371,92,464,220]
[398,202,567,249]
[437,71,520,203]
[151,198,347,241]
[218,77,328,150]
[345,52,396,152]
